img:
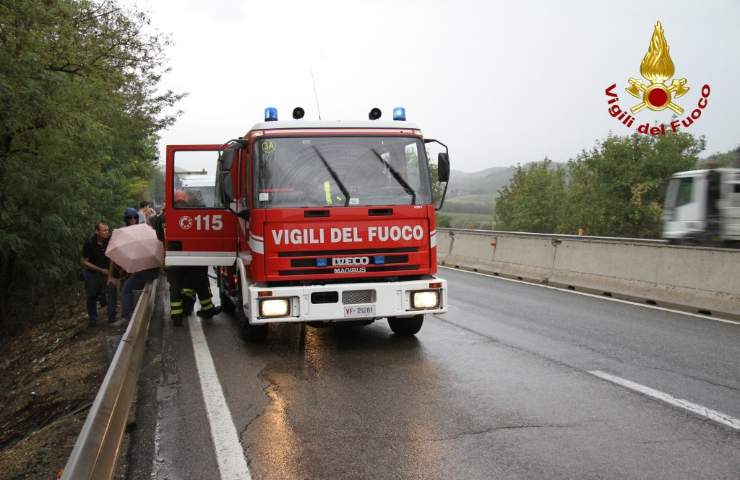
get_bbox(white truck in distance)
[663,168,740,247]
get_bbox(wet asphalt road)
[128,268,740,480]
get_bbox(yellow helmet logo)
[625,21,689,114]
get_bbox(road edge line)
[190,316,252,480]
[588,370,740,431]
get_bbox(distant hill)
[447,167,515,198]
[437,166,515,229]
[439,163,555,227]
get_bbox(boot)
[183,297,195,316]
[196,305,222,319]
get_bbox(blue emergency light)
[374,256,385,265]
[264,107,278,122]
[316,258,328,268]
[393,107,406,121]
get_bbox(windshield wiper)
[370,148,416,205]
[312,146,350,206]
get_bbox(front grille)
[290,255,408,268]
[279,247,418,257]
[342,290,376,304]
[278,265,420,276]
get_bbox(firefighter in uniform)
[156,191,221,326]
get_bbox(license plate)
[344,304,376,317]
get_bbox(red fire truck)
[164,107,449,341]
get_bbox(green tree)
[700,146,740,168]
[561,133,703,237]
[494,159,566,233]
[0,0,181,325]
[493,133,704,237]
[149,166,166,206]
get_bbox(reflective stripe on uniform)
[171,299,183,315]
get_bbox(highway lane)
[439,267,740,419]
[128,270,740,480]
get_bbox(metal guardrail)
[438,227,667,245]
[439,228,740,251]
[61,278,159,480]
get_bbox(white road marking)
[439,265,740,326]
[190,315,252,480]
[588,370,740,431]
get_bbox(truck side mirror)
[219,171,233,206]
[424,138,450,211]
[219,149,235,170]
[437,153,450,183]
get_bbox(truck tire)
[216,273,235,314]
[388,315,424,336]
[235,293,267,342]
[239,311,268,342]
[220,290,236,314]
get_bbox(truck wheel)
[216,273,235,314]
[236,297,267,342]
[388,315,424,336]
[220,290,235,314]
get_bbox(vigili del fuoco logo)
[605,21,711,136]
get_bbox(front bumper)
[245,277,447,325]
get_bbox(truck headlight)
[259,298,290,317]
[411,290,440,309]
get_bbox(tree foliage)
[701,146,740,168]
[494,133,704,237]
[0,0,181,324]
[494,159,566,233]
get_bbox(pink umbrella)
[106,224,163,273]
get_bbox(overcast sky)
[126,0,740,172]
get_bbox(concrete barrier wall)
[438,229,740,319]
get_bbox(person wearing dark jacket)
[113,208,161,327]
[81,222,117,326]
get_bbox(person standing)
[113,208,161,327]
[138,200,157,225]
[154,203,221,326]
[80,222,117,327]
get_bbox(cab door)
[165,144,238,266]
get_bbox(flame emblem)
[626,21,689,114]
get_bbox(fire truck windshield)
[254,137,432,208]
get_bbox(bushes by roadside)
[0,0,181,329]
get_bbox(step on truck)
[164,106,450,340]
